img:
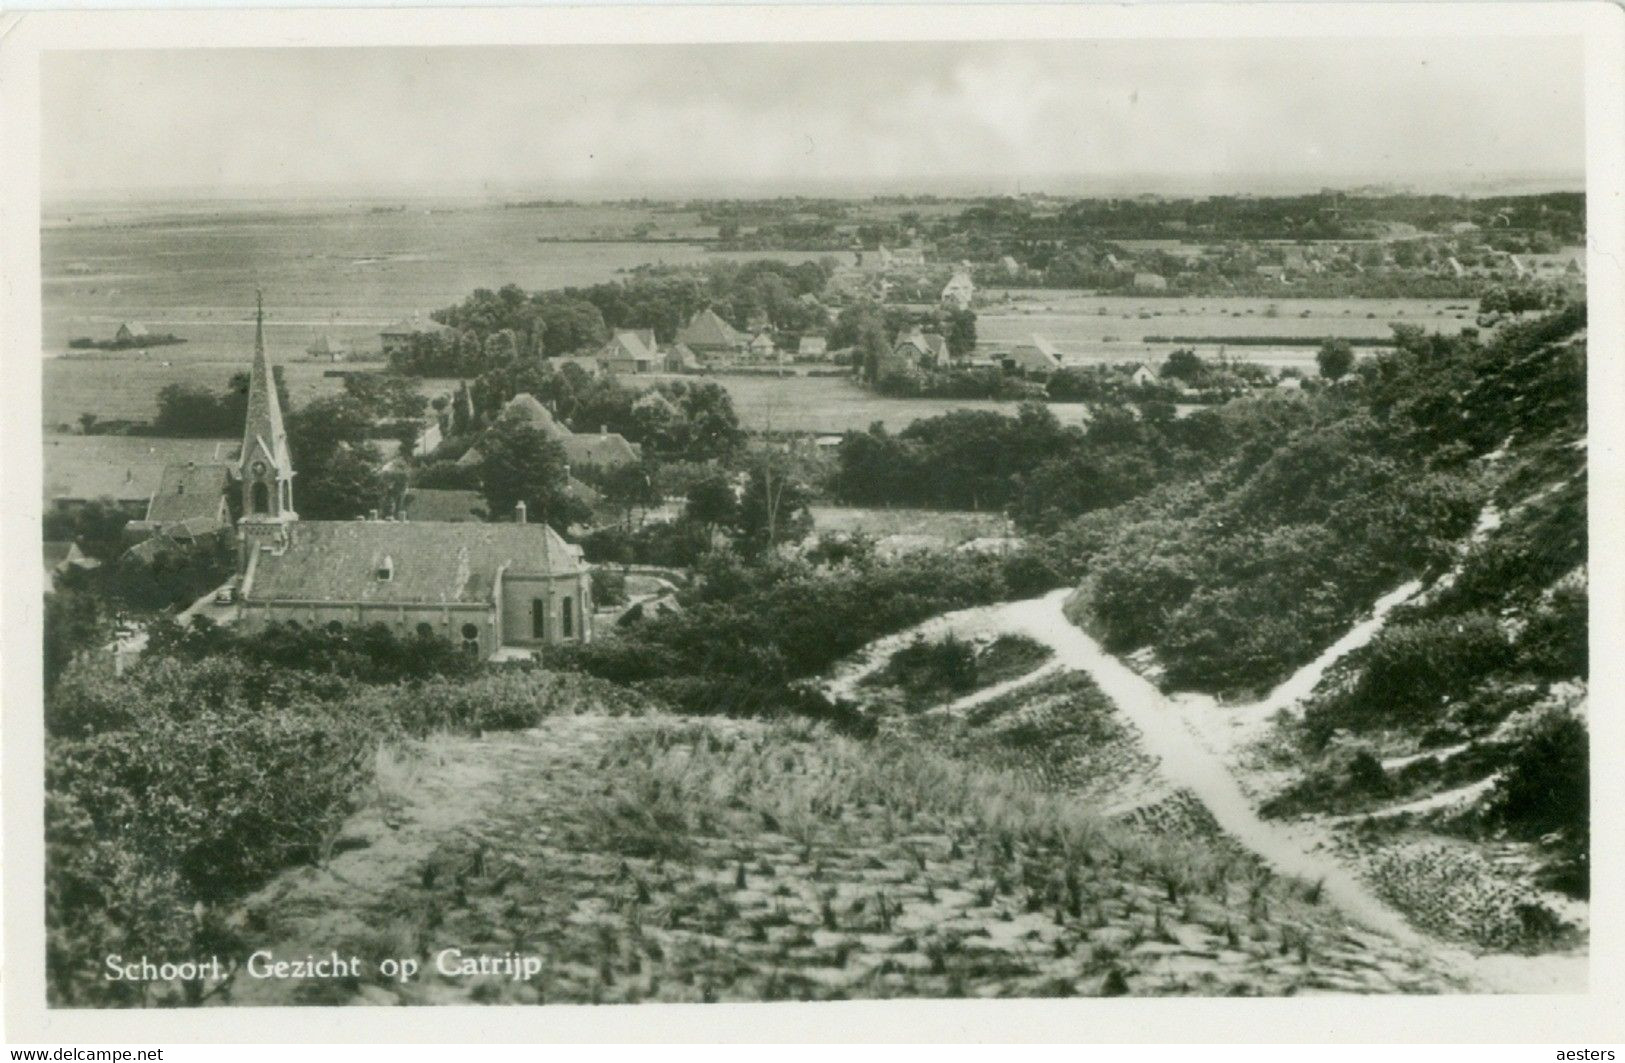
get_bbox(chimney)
[515,501,527,524]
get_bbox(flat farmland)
[639,373,1098,434]
[977,290,1475,369]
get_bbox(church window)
[252,481,269,514]
[561,596,574,638]
[532,598,546,639]
[460,622,480,658]
[326,621,344,636]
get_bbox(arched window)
[460,622,480,658]
[251,481,270,514]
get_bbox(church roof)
[241,294,293,474]
[400,488,488,523]
[243,519,585,606]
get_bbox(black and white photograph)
[3,3,1622,1044]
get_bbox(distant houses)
[114,322,153,345]
[1002,335,1062,374]
[379,314,453,357]
[940,270,976,310]
[596,329,659,374]
[676,308,748,362]
[888,326,949,374]
[458,392,642,472]
[307,334,352,362]
[797,334,828,359]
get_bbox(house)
[1002,335,1061,374]
[892,327,948,371]
[1000,255,1021,276]
[797,335,829,359]
[676,308,747,361]
[1132,272,1168,291]
[123,461,233,542]
[44,435,236,517]
[43,541,100,594]
[379,314,453,356]
[596,329,659,374]
[561,431,642,471]
[877,245,927,269]
[747,329,779,360]
[307,334,351,362]
[941,270,976,310]
[664,343,703,373]
[1125,363,1158,388]
[232,298,593,660]
[114,323,152,345]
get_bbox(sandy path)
[828,588,1585,993]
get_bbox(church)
[233,297,593,659]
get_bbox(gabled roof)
[44,436,235,504]
[562,432,640,468]
[243,519,585,606]
[1005,335,1061,372]
[499,393,570,440]
[143,462,232,525]
[599,329,658,365]
[677,308,745,350]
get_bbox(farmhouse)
[379,314,453,356]
[892,327,949,371]
[456,392,642,472]
[747,329,779,360]
[44,435,237,516]
[940,270,975,309]
[1126,363,1158,388]
[307,334,351,362]
[123,461,233,542]
[1003,335,1062,374]
[597,329,659,374]
[234,302,593,660]
[676,308,747,361]
[797,334,828,359]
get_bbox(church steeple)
[239,291,296,527]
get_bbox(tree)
[43,499,132,563]
[598,460,662,529]
[1316,338,1355,381]
[1160,348,1205,383]
[945,308,977,359]
[296,445,387,520]
[734,463,812,555]
[343,372,427,423]
[684,471,738,536]
[475,419,589,533]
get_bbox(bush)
[1491,705,1588,846]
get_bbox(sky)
[42,37,1586,198]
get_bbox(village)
[40,184,1591,1009]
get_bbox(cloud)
[42,38,1585,195]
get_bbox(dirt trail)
[831,588,1585,994]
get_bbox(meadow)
[978,290,1473,369]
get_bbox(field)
[978,290,1477,369]
[42,198,1473,430]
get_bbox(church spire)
[239,290,295,525]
